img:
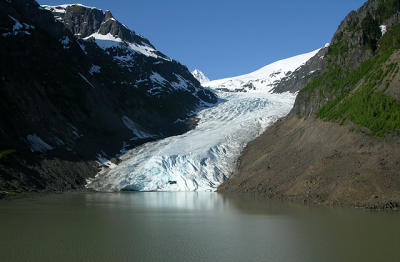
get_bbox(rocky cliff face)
[219,0,400,208]
[0,0,217,193]
[272,46,329,94]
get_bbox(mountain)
[41,4,170,61]
[219,0,400,209]
[42,4,216,103]
[0,0,216,193]
[191,69,210,84]
[204,49,322,93]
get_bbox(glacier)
[86,49,319,192]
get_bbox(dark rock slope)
[219,0,400,208]
[0,0,216,193]
[272,46,329,94]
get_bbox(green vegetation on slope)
[376,0,400,23]
[300,5,400,137]
[362,12,382,51]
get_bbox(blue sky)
[39,0,366,80]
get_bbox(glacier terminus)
[86,49,321,192]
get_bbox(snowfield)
[192,69,210,84]
[86,49,319,192]
[204,49,320,92]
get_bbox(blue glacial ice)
[86,91,296,192]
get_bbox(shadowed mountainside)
[0,0,217,193]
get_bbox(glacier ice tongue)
[86,91,296,192]
[86,49,321,192]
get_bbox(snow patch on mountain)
[122,116,155,140]
[192,69,210,84]
[171,74,191,91]
[83,32,170,61]
[2,16,35,37]
[204,49,320,93]
[42,4,98,13]
[89,65,101,75]
[149,72,167,85]
[42,4,98,22]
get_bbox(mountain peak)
[191,69,210,84]
[104,10,114,21]
[43,3,170,60]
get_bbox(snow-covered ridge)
[83,32,168,60]
[42,4,98,13]
[204,49,320,93]
[41,4,93,22]
[192,69,210,84]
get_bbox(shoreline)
[2,189,399,211]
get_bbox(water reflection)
[83,192,310,215]
[0,192,399,262]
[84,192,229,211]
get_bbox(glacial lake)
[0,192,399,262]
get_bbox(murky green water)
[0,192,399,262]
